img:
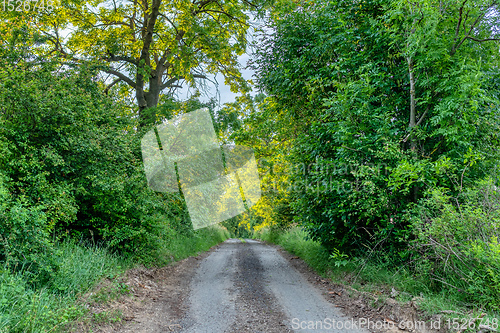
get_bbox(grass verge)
[0,225,230,333]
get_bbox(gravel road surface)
[82,239,385,333]
[179,238,368,333]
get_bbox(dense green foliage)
[0,241,121,332]
[0,226,229,332]
[412,179,500,310]
[252,0,500,254]
[245,0,500,311]
[13,0,262,124]
[0,23,231,331]
[256,226,500,320]
[2,0,500,327]
[0,60,194,270]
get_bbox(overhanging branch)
[104,53,139,66]
[160,77,181,90]
[159,74,207,90]
[466,36,500,42]
[102,68,137,89]
[104,78,122,95]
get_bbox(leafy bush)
[412,178,500,310]
[0,224,229,332]
[0,60,193,264]
[0,173,56,283]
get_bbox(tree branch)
[197,8,249,27]
[193,74,208,79]
[95,21,132,29]
[403,106,430,143]
[103,53,139,65]
[158,12,180,36]
[140,0,161,68]
[452,5,490,55]
[193,0,217,13]
[454,0,468,45]
[102,68,137,89]
[466,36,500,42]
[159,74,207,90]
[104,78,122,95]
[160,77,181,90]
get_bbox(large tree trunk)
[137,71,162,126]
[45,0,248,128]
[136,0,161,126]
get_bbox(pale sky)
[175,52,256,106]
[175,16,264,107]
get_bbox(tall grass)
[166,226,231,261]
[254,226,435,294]
[256,227,331,274]
[0,225,230,332]
[0,241,122,333]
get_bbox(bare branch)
[197,8,249,27]
[415,106,429,128]
[193,74,208,79]
[451,2,495,55]
[95,21,132,29]
[102,68,137,89]
[104,78,122,95]
[454,0,468,44]
[193,0,217,13]
[457,12,486,49]
[466,36,500,42]
[104,53,139,65]
[403,106,430,143]
[160,77,181,90]
[159,73,207,90]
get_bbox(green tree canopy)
[19,0,264,125]
[250,0,500,253]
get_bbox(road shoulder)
[263,240,445,333]
[73,244,220,333]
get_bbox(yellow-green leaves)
[24,0,258,121]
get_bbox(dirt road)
[178,238,367,332]
[85,239,397,332]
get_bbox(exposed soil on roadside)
[73,248,215,332]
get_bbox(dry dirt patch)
[73,246,218,333]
